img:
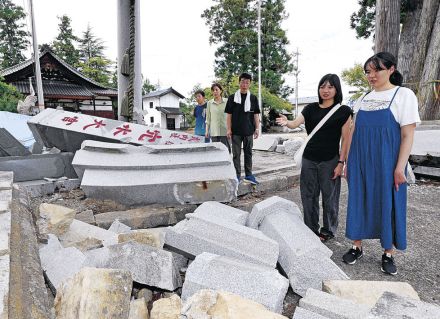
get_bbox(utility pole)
[28,0,44,111]
[293,48,300,118]
[257,0,262,133]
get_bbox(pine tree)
[52,15,80,66]
[0,0,30,69]
[79,24,105,62]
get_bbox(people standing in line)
[193,90,209,142]
[276,74,352,241]
[205,83,231,153]
[343,52,420,275]
[225,72,260,185]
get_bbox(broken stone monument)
[0,128,31,157]
[72,140,237,205]
[252,135,280,151]
[27,108,204,152]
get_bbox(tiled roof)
[156,107,183,115]
[10,79,95,98]
[143,87,185,99]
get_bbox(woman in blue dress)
[343,52,420,275]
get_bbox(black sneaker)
[381,253,397,275]
[342,245,363,264]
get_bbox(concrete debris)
[192,201,249,225]
[181,252,289,313]
[150,294,182,319]
[14,178,80,198]
[54,267,132,319]
[27,108,204,152]
[253,135,280,151]
[72,140,237,205]
[37,203,76,237]
[0,127,31,156]
[128,298,149,319]
[108,219,132,233]
[283,138,304,156]
[84,241,182,291]
[165,213,279,268]
[137,288,153,304]
[60,219,118,247]
[74,209,95,225]
[413,166,440,180]
[118,228,164,248]
[275,144,285,153]
[292,307,331,319]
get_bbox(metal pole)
[28,0,44,110]
[294,47,299,118]
[257,0,262,133]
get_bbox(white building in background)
[142,87,185,130]
[289,96,319,115]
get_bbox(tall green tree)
[341,63,371,100]
[0,76,23,112]
[52,15,80,66]
[142,77,157,95]
[78,24,105,62]
[0,0,30,69]
[202,0,293,97]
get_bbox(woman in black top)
[276,74,352,241]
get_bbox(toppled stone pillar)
[181,252,289,314]
[192,201,249,225]
[73,140,237,205]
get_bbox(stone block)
[275,144,285,153]
[54,267,132,319]
[0,127,31,156]
[137,288,153,304]
[299,288,371,319]
[193,201,249,225]
[150,294,182,319]
[84,241,182,291]
[165,214,279,268]
[38,203,76,237]
[181,252,289,313]
[322,280,420,307]
[14,180,56,198]
[118,228,164,248]
[367,292,440,319]
[253,135,280,151]
[284,138,304,156]
[292,307,331,319]
[128,298,149,319]
[60,219,118,248]
[0,171,13,189]
[0,254,10,318]
[74,209,95,225]
[108,219,132,233]
[0,211,11,257]
[63,237,103,252]
[95,204,196,229]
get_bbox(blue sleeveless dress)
[346,87,407,250]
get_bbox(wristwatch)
[337,160,345,165]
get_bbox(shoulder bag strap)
[303,103,342,146]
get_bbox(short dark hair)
[363,51,403,86]
[211,83,223,92]
[317,74,343,104]
[194,90,205,97]
[239,72,252,82]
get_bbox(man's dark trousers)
[231,135,253,177]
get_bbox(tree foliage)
[52,15,80,66]
[0,76,23,112]
[341,63,371,100]
[202,0,293,97]
[79,24,105,62]
[0,0,30,69]
[142,77,157,95]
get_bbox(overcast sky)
[16,0,374,99]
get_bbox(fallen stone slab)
[0,255,10,318]
[118,228,164,248]
[84,241,182,291]
[292,307,331,319]
[37,203,76,237]
[253,135,280,151]
[0,211,11,256]
[367,291,440,319]
[39,235,86,291]
[128,298,149,319]
[150,294,182,319]
[192,201,249,225]
[14,178,80,198]
[59,219,118,247]
[299,288,371,319]
[75,209,95,225]
[28,108,204,152]
[322,280,420,307]
[74,141,237,205]
[413,166,440,180]
[411,130,440,156]
[0,127,31,156]
[54,267,132,319]
[181,289,287,319]
[0,153,76,182]
[283,138,304,156]
[275,144,285,153]
[95,204,196,229]
[108,219,132,233]
[182,253,289,313]
[165,214,279,268]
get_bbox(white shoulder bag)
[294,103,342,169]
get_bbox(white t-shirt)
[353,87,421,127]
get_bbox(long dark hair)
[317,74,343,104]
[363,52,403,86]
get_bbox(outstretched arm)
[276,113,305,129]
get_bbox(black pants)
[300,156,341,236]
[231,135,253,177]
[211,136,231,153]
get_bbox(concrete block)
[293,307,331,319]
[28,108,204,152]
[193,201,249,225]
[0,255,10,318]
[60,219,118,247]
[118,228,164,248]
[108,219,131,233]
[275,144,285,153]
[413,166,440,179]
[0,171,13,189]
[0,127,31,156]
[75,209,95,225]
[411,130,440,156]
[84,241,182,291]
[14,180,56,198]
[284,138,304,156]
[38,203,76,237]
[0,211,11,256]
[253,135,280,151]
[181,252,289,313]
[165,214,279,268]
[95,204,196,229]
[322,280,420,307]
[367,292,440,319]
[299,288,371,319]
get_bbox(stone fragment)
[37,203,76,237]
[74,209,95,225]
[253,135,280,151]
[283,138,304,156]
[84,241,181,291]
[192,201,248,225]
[118,228,164,248]
[150,294,182,319]
[0,211,11,256]
[63,237,103,252]
[275,144,285,153]
[137,288,153,304]
[181,252,289,313]
[0,254,10,318]
[322,280,420,307]
[60,219,118,247]
[54,267,132,319]
[0,171,13,189]
[299,288,371,319]
[181,289,287,319]
[367,291,440,319]
[292,307,330,319]
[129,298,149,319]
[95,204,195,229]
[165,214,279,268]
[0,127,31,156]
[108,219,132,233]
